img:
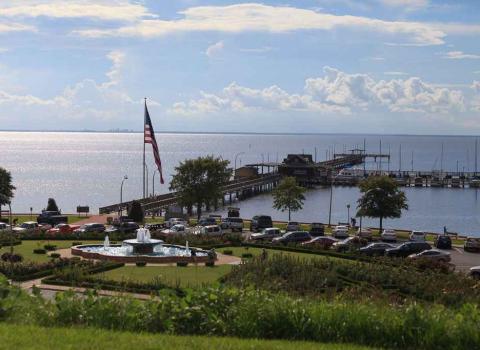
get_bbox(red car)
[301,236,338,249]
[47,223,81,236]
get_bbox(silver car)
[250,227,281,241]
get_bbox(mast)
[475,138,478,175]
[143,98,146,198]
[399,144,402,174]
[440,142,444,174]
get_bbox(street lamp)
[120,175,128,217]
[152,169,158,196]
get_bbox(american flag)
[144,102,164,184]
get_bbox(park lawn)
[221,246,338,261]
[0,324,379,350]
[101,264,233,287]
[0,240,102,262]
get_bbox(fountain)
[71,227,210,264]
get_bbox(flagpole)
[143,98,146,199]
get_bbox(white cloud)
[239,46,273,53]
[205,41,224,58]
[472,81,480,112]
[171,66,466,116]
[0,0,152,22]
[75,3,447,46]
[442,51,480,60]
[103,50,125,87]
[384,71,409,76]
[0,21,35,34]
[379,0,429,10]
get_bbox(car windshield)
[20,223,31,228]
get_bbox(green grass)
[0,240,102,262]
[223,246,337,260]
[0,323,377,350]
[101,264,232,287]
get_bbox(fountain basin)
[71,244,211,264]
[123,238,163,254]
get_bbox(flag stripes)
[144,102,164,184]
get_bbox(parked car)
[105,222,139,234]
[407,250,451,263]
[333,236,367,252]
[166,218,188,228]
[47,223,81,235]
[198,217,217,227]
[410,230,426,242]
[470,266,480,279]
[250,227,281,241]
[250,215,273,233]
[381,229,397,242]
[356,228,372,240]
[0,223,10,233]
[272,231,311,245]
[301,236,338,249]
[161,224,187,236]
[74,223,106,234]
[464,237,480,252]
[359,242,395,256]
[385,242,431,258]
[220,217,244,232]
[193,225,223,236]
[286,221,300,231]
[309,222,325,236]
[13,221,40,235]
[332,225,349,239]
[434,235,452,249]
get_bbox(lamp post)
[347,204,350,225]
[152,169,158,196]
[234,152,245,178]
[120,175,128,217]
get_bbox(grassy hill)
[0,323,379,350]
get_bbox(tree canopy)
[272,177,306,221]
[169,156,232,219]
[0,167,15,216]
[356,176,408,232]
[46,198,59,212]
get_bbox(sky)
[0,0,479,134]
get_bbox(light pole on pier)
[120,175,128,217]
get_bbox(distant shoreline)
[0,129,479,138]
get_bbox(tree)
[128,200,144,223]
[46,198,59,212]
[356,176,408,232]
[0,167,15,218]
[272,177,306,221]
[169,156,232,219]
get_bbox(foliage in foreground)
[0,278,479,350]
[0,324,376,350]
[223,255,480,306]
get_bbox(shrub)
[1,252,23,263]
[44,244,57,251]
[50,253,61,259]
[241,253,253,258]
[222,249,233,255]
[33,249,46,254]
[205,261,215,267]
[136,261,147,267]
[177,261,188,267]
[72,242,82,246]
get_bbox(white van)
[194,225,223,237]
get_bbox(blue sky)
[0,0,479,134]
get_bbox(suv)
[434,235,452,249]
[166,217,188,228]
[272,231,311,244]
[309,222,325,236]
[195,225,223,236]
[198,217,217,227]
[220,217,244,232]
[250,215,273,233]
[332,225,349,239]
[410,230,426,242]
[385,242,431,258]
[356,228,372,240]
[464,237,480,252]
[381,229,397,242]
[74,223,106,234]
[286,221,300,231]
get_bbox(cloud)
[0,21,35,34]
[170,66,466,117]
[384,71,409,76]
[75,3,447,46]
[378,0,429,10]
[205,41,224,58]
[442,51,480,60]
[239,46,273,53]
[0,0,153,21]
[0,50,140,128]
[472,81,480,112]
